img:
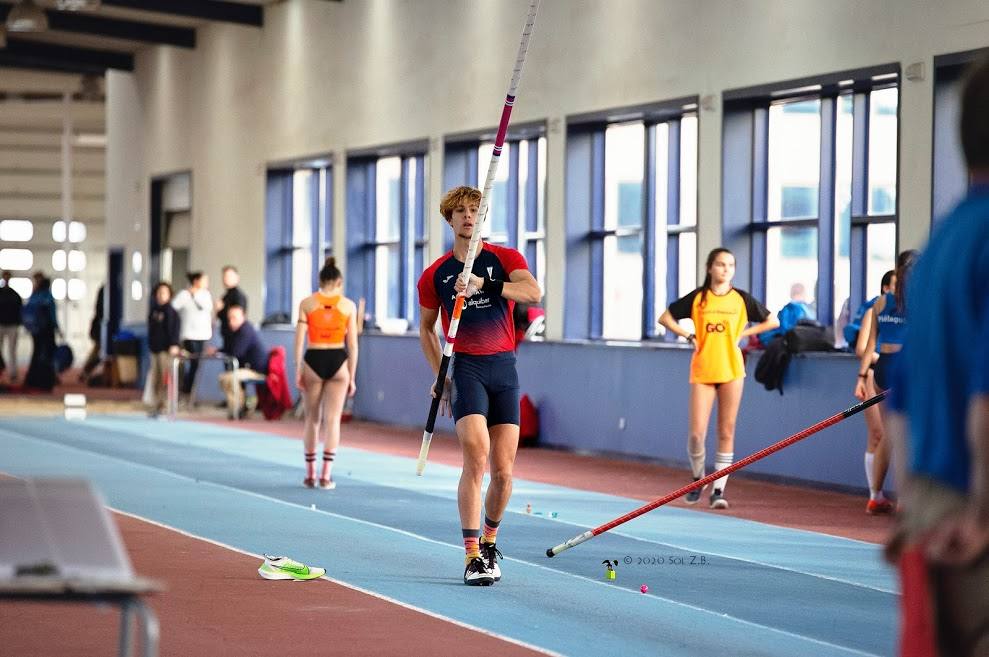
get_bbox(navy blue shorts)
[452,352,520,426]
[874,352,900,391]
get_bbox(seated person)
[218,304,267,419]
[760,282,814,343]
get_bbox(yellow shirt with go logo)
[668,287,770,384]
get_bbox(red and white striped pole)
[416,0,541,476]
[546,392,888,556]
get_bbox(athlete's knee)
[867,427,884,450]
[488,468,513,489]
[687,433,705,452]
[717,423,736,442]
[461,464,486,486]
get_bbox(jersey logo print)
[487,266,495,280]
[442,274,455,284]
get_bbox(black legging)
[25,329,56,391]
[181,339,205,394]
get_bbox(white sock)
[688,440,705,480]
[864,452,878,500]
[713,452,734,493]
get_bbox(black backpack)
[785,320,834,353]
[754,336,791,395]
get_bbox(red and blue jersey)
[417,242,527,355]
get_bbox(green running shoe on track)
[258,555,326,581]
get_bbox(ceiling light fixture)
[55,0,101,10]
[6,0,49,33]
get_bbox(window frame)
[443,124,548,291]
[722,65,901,325]
[566,98,699,342]
[263,161,333,322]
[347,145,427,327]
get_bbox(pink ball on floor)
[640,584,648,594]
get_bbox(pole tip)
[545,548,555,558]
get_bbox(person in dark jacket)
[218,304,267,419]
[0,270,24,383]
[80,284,105,383]
[216,265,248,354]
[23,273,59,392]
[146,282,180,416]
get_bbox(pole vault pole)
[546,392,888,556]
[416,0,541,476]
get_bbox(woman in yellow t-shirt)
[658,248,778,509]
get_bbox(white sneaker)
[480,541,502,582]
[463,557,494,586]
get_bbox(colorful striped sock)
[321,450,336,480]
[305,451,316,480]
[463,529,480,562]
[481,516,500,544]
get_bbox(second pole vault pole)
[416,0,541,476]
[546,391,888,556]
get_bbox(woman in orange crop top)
[658,248,777,511]
[294,257,359,489]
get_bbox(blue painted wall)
[350,333,877,491]
[145,326,875,492]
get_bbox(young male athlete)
[417,185,541,586]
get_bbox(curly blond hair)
[439,186,481,222]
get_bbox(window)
[52,278,66,300]
[765,98,821,314]
[654,115,699,335]
[264,163,332,321]
[723,68,900,334]
[566,104,698,341]
[445,132,547,291]
[0,220,32,242]
[347,148,426,327]
[6,277,32,298]
[68,221,86,243]
[835,86,898,326]
[67,278,86,301]
[932,49,989,226]
[0,248,33,271]
[601,122,645,340]
[68,250,86,272]
[374,156,402,320]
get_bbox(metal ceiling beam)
[102,0,263,27]
[0,3,195,48]
[0,38,133,75]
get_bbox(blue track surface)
[0,416,897,657]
